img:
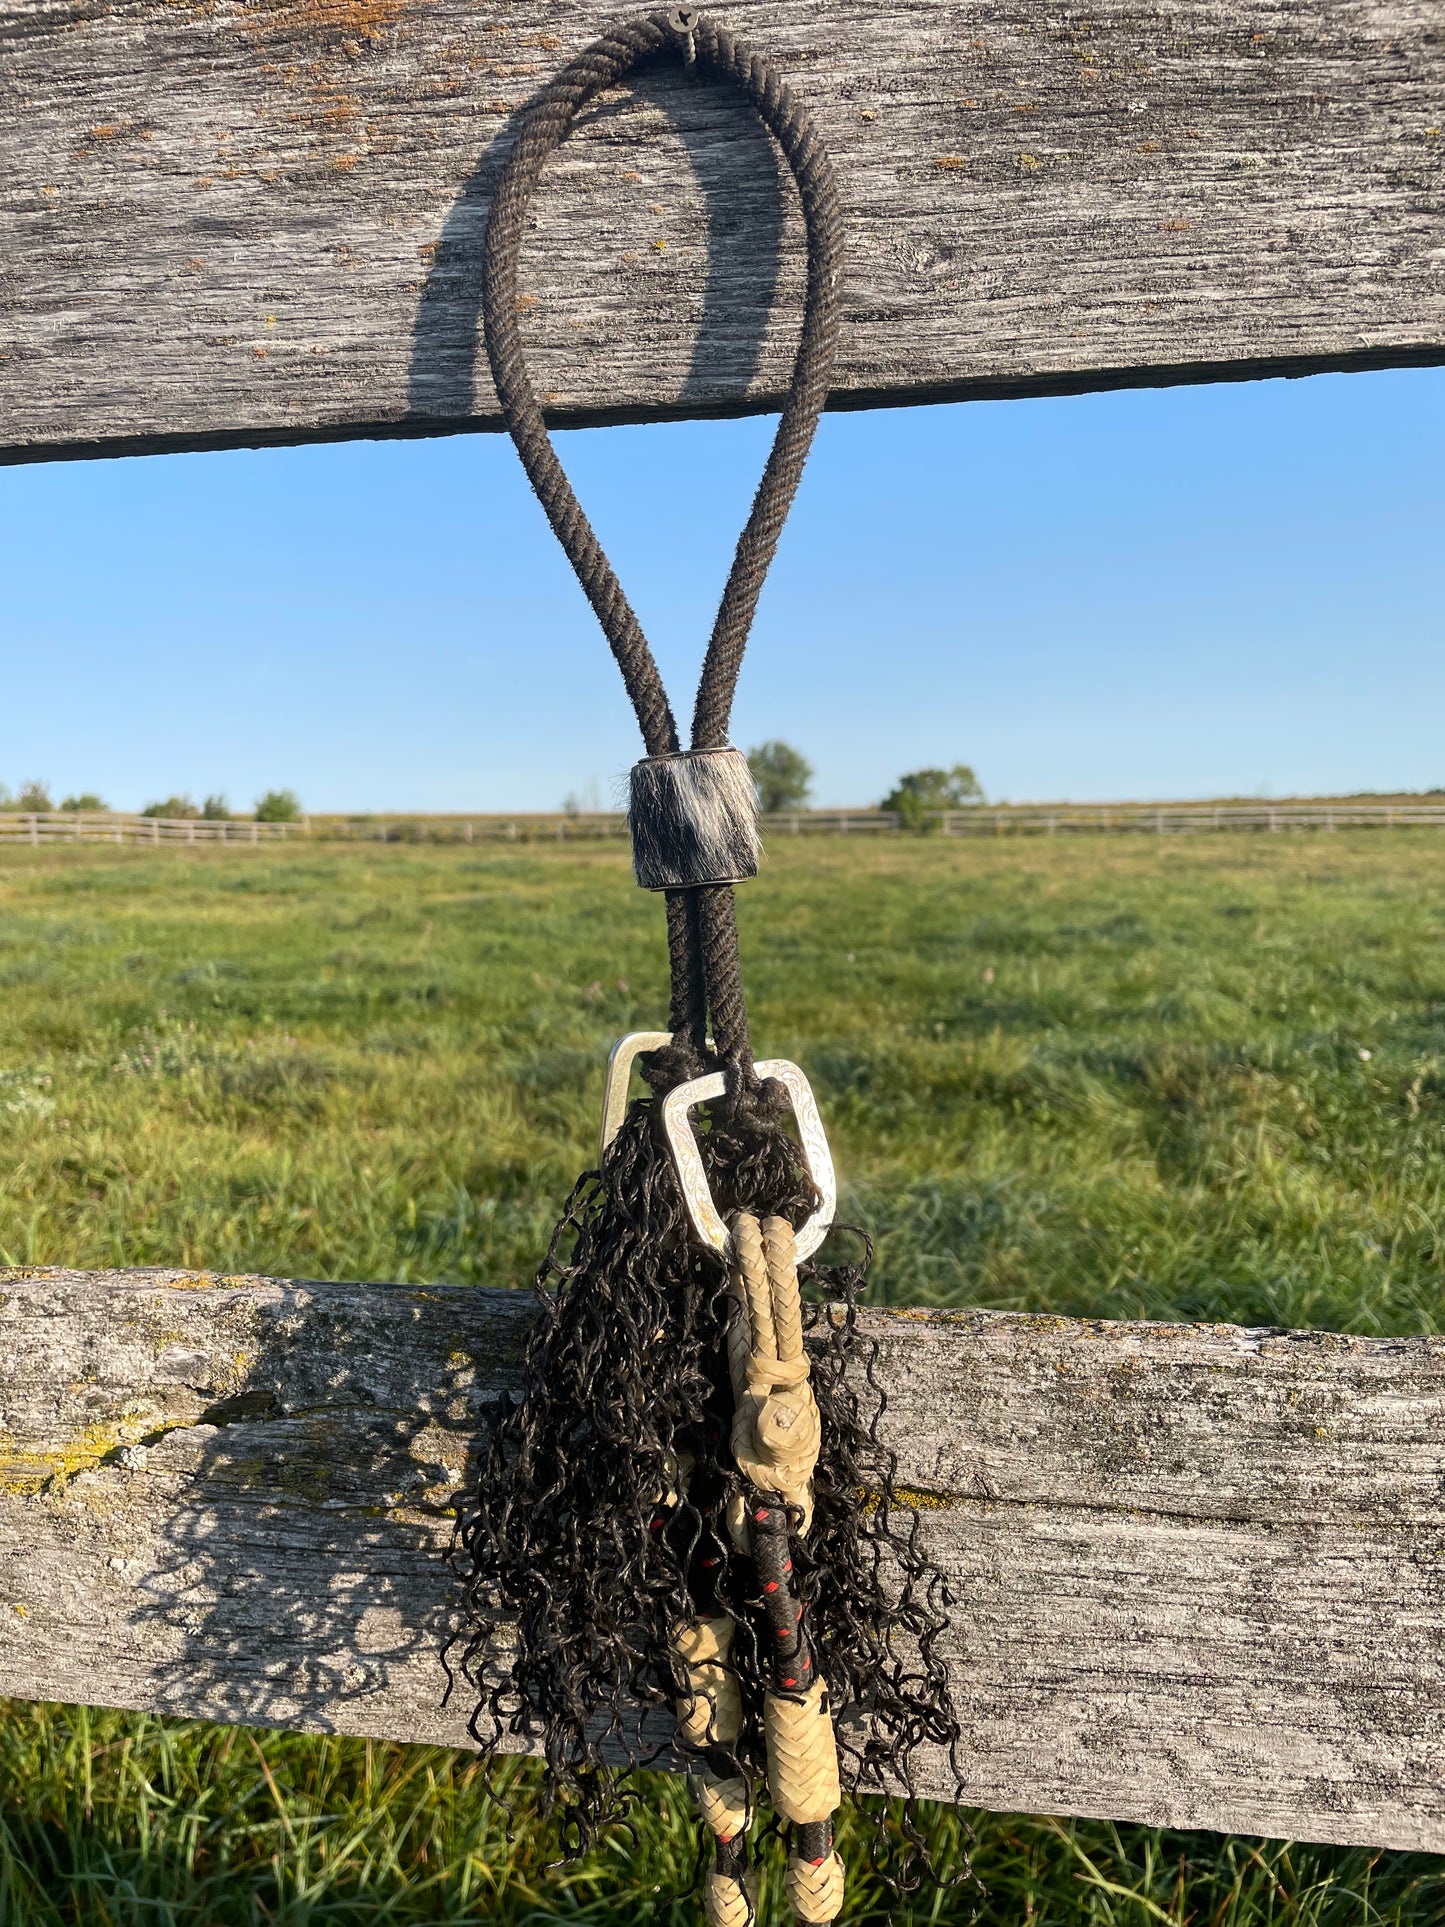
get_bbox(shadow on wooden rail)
[1,1268,1442,1851]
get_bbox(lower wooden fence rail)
[1,1267,1442,1853]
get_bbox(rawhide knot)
[734,1366,821,1498]
[629,747,759,891]
[728,1212,823,1519]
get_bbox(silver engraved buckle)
[598,1030,675,1164]
[662,1059,836,1262]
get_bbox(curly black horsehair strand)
[451,1093,974,1894]
[453,8,977,1906]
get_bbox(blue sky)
[1,364,1440,813]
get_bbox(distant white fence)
[892,801,1445,837]
[0,812,292,845]
[6,803,1442,850]
[320,803,1445,842]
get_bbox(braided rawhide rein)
[673,1213,841,1922]
[453,12,975,1919]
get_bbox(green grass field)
[2,833,1443,1923]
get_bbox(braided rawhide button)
[698,1768,753,1927]
[787,1847,846,1923]
[704,1864,755,1927]
[698,1768,754,1927]
[764,1678,842,1824]
[698,1770,750,1842]
[673,1614,743,1747]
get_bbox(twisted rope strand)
[482,14,679,759]
[684,14,844,749]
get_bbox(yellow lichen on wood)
[0,1417,160,1496]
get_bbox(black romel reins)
[481,5,843,1113]
[459,15,970,1922]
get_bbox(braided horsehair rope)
[482,6,842,1105]
[481,13,850,1920]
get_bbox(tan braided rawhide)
[699,1770,751,1840]
[672,1614,743,1750]
[728,1214,820,1529]
[764,1677,840,1822]
[671,1609,753,1926]
[727,1213,845,1922]
[786,1848,848,1925]
[703,1863,757,1927]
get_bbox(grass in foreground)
[3,1704,1439,1925]
[0,833,1442,1921]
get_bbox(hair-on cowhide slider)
[628,746,760,890]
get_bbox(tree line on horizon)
[747,740,983,829]
[0,782,303,823]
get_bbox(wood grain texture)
[1,2,1442,464]
[2,1267,1443,1849]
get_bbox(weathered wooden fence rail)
[2,1,1442,465]
[2,1266,1443,1851]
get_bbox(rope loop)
[482,12,844,1095]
